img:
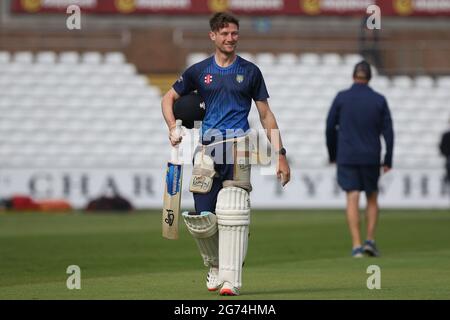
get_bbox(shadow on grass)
[243,286,347,297]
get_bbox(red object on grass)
[11,195,39,211]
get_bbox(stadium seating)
[0,51,163,168]
[0,50,449,170]
[215,52,447,169]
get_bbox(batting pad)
[216,187,250,289]
[182,211,219,267]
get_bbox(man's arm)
[161,88,181,146]
[381,99,394,170]
[325,96,340,163]
[440,132,450,157]
[162,65,197,145]
[255,100,290,186]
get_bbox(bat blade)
[162,160,183,240]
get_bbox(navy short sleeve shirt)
[173,55,269,138]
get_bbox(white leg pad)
[182,211,219,267]
[216,187,250,289]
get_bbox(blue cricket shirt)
[172,55,269,142]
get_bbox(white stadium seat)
[0,51,11,63]
[370,76,390,91]
[277,53,298,66]
[437,76,450,88]
[81,51,103,64]
[3,62,27,74]
[414,75,434,88]
[322,53,342,66]
[255,53,276,66]
[13,51,33,63]
[116,63,137,75]
[239,52,255,63]
[104,52,126,65]
[59,51,80,64]
[343,54,364,66]
[392,75,413,89]
[186,52,209,66]
[36,51,57,64]
[299,53,320,66]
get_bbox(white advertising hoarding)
[1,167,449,209]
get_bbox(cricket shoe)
[206,266,221,292]
[351,246,364,258]
[363,240,380,257]
[219,282,240,296]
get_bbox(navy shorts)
[193,163,234,213]
[192,140,235,214]
[337,165,381,195]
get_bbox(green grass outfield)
[0,209,449,300]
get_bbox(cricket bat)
[162,120,183,240]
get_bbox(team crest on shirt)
[204,74,213,85]
[236,74,244,83]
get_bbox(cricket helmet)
[173,92,206,129]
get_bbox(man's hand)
[277,156,291,187]
[169,125,183,147]
[383,165,391,174]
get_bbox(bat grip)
[170,120,182,163]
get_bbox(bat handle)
[170,120,183,163]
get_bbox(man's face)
[210,23,239,54]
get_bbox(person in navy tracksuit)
[326,61,394,258]
[440,120,450,185]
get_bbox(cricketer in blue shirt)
[161,12,291,297]
[325,60,394,258]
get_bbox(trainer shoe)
[363,240,380,257]
[219,281,240,296]
[351,246,364,258]
[206,266,221,292]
